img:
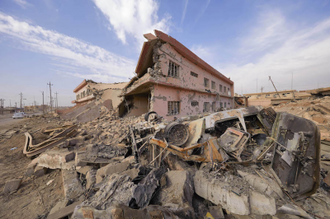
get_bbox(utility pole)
[55,92,58,110]
[269,76,280,98]
[41,91,45,114]
[0,99,4,115]
[291,72,293,90]
[47,82,53,112]
[19,92,23,109]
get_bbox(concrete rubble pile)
[8,103,330,219]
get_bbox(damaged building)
[119,30,234,120]
[72,79,128,110]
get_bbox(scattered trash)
[10,147,17,150]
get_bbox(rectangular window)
[211,81,216,89]
[224,102,227,108]
[190,72,198,78]
[228,87,230,95]
[191,101,199,106]
[168,101,180,115]
[204,78,209,88]
[168,60,179,78]
[203,102,210,112]
[224,86,226,93]
[219,85,222,92]
[220,102,223,108]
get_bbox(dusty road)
[0,112,42,132]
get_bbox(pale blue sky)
[1,0,330,106]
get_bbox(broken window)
[224,102,227,108]
[211,81,216,89]
[220,102,223,108]
[203,102,210,112]
[168,101,180,115]
[190,72,198,78]
[212,102,216,111]
[219,85,223,92]
[168,60,179,78]
[224,86,226,93]
[228,87,230,94]
[204,78,209,88]
[191,101,199,106]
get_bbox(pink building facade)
[119,30,234,120]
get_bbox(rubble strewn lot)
[1,97,330,219]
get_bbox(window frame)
[168,101,180,115]
[204,78,209,88]
[168,60,179,78]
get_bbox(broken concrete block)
[68,136,86,146]
[49,199,69,215]
[194,170,250,215]
[121,168,140,180]
[48,200,83,219]
[277,204,313,219]
[250,191,276,215]
[34,165,47,177]
[237,170,283,199]
[25,157,39,177]
[75,151,87,167]
[2,178,22,194]
[208,206,225,219]
[86,169,97,190]
[85,174,136,210]
[62,169,84,200]
[38,149,75,170]
[156,170,194,207]
[95,159,132,184]
[76,165,93,175]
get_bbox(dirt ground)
[0,116,64,219]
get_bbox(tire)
[144,111,158,122]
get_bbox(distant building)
[119,30,234,120]
[244,90,311,106]
[72,79,128,109]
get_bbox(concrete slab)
[157,170,194,207]
[194,170,250,215]
[38,149,75,170]
[250,191,276,215]
[61,169,84,200]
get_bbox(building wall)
[157,43,233,98]
[75,85,94,103]
[152,84,232,120]
[146,42,233,120]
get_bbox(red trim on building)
[73,79,87,93]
